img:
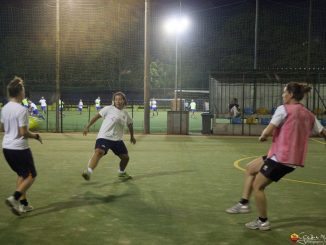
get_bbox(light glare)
[164,16,190,34]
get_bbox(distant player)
[1,76,43,216]
[22,97,28,108]
[226,82,326,231]
[190,99,196,118]
[95,96,101,111]
[39,96,47,114]
[78,99,83,115]
[150,98,158,116]
[229,98,240,118]
[59,99,64,116]
[82,92,136,181]
[28,100,45,120]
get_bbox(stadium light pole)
[55,0,61,133]
[164,13,190,111]
[144,0,150,134]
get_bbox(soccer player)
[39,96,47,114]
[28,100,45,120]
[22,97,29,108]
[95,96,101,111]
[150,98,158,116]
[190,99,196,118]
[229,98,240,118]
[1,76,43,216]
[82,92,136,181]
[226,82,326,231]
[58,98,64,116]
[78,99,83,115]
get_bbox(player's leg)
[245,159,295,230]
[118,154,130,172]
[112,141,132,180]
[242,157,265,199]
[252,173,272,218]
[245,172,272,231]
[117,154,132,180]
[16,175,35,212]
[226,157,264,214]
[4,149,37,215]
[82,148,105,180]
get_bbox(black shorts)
[95,138,128,156]
[260,156,295,182]
[3,148,37,178]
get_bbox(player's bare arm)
[19,126,42,144]
[128,123,136,144]
[83,113,102,136]
[259,123,276,142]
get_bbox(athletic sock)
[118,169,125,174]
[13,191,22,201]
[239,198,249,205]
[259,217,268,222]
[20,199,29,206]
[87,167,93,174]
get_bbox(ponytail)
[286,82,311,101]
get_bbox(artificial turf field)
[37,109,203,133]
[0,134,325,245]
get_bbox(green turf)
[36,109,203,133]
[0,134,325,245]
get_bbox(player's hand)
[36,134,43,144]
[83,127,89,136]
[130,136,136,144]
[259,135,267,142]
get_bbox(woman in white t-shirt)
[1,76,43,216]
[82,92,136,181]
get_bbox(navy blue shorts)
[260,156,295,182]
[95,138,128,156]
[3,148,37,178]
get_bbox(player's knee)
[23,172,37,181]
[95,148,105,157]
[252,181,265,191]
[120,154,129,162]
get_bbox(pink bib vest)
[267,104,315,167]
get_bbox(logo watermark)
[290,232,326,244]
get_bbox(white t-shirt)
[190,102,196,110]
[39,98,47,107]
[30,102,37,110]
[1,101,29,149]
[151,100,157,109]
[78,101,83,108]
[97,105,133,141]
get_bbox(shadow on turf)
[272,216,326,229]
[95,169,195,187]
[133,169,194,179]
[20,192,131,218]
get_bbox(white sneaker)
[22,205,34,212]
[226,202,250,214]
[5,196,24,216]
[245,218,271,231]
